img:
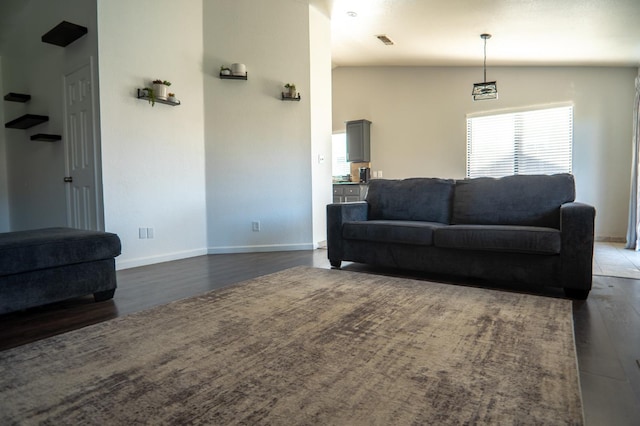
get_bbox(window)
[332,132,350,177]
[466,105,573,178]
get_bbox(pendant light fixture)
[472,33,498,101]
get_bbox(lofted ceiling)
[314,0,640,67]
[2,1,638,68]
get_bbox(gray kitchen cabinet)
[333,184,368,203]
[346,119,371,162]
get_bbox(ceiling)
[2,1,638,68]
[315,0,640,67]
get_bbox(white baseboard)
[595,236,625,243]
[208,243,315,254]
[116,248,208,270]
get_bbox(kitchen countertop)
[333,181,368,185]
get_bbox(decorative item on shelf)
[283,83,297,98]
[167,93,178,103]
[219,63,247,80]
[152,79,171,100]
[231,63,246,77]
[140,87,156,106]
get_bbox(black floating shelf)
[31,134,61,142]
[281,93,301,101]
[136,89,181,106]
[220,72,247,80]
[5,114,49,129]
[42,21,88,47]
[4,92,31,103]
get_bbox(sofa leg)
[94,289,116,302]
[564,288,589,300]
[330,260,342,269]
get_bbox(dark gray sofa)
[0,227,122,314]
[327,174,595,299]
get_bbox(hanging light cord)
[483,36,487,83]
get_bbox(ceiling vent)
[376,35,395,46]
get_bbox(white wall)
[309,5,333,246]
[0,0,98,231]
[204,0,318,253]
[97,0,207,269]
[333,66,637,240]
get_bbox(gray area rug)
[0,266,583,424]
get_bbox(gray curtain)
[626,68,640,249]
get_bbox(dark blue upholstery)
[452,174,575,228]
[327,174,595,298]
[0,227,121,275]
[434,225,561,254]
[366,178,454,223]
[0,227,121,314]
[343,220,446,245]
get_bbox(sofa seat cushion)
[366,178,455,223]
[0,227,122,276]
[434,225,561,254]
[343,220,446,245]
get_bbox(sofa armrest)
[560,202,596,290]
[326,202,368,267]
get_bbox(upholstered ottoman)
[0,227,121,314]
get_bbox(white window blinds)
[466,105,573,178]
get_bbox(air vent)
[376,34,394,45]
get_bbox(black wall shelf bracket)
[42,21,88,47]
[31,134,62,142]
[5,114,49,129]
[136,89,181,106]
[220,72,248,80]
[4,93,31,103]
[281,93,301,101]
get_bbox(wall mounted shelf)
[5,114,49,129]
[220,72,247,80]
[136,89,181,106]
[281,93,301,101]
[30,134,61,142]
[42,21,88,47]
[4,93,31,103]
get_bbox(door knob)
[63,176,73,183]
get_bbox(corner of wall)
[0,55,11,231]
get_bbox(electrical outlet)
[147,227,154,239]
[252,221,261,232]
[378,170,383,178]
[138,227,147,239]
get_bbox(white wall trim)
[208,243,315,254]
[465,101,575,119]
[116,248,208,270]
[595,236,626,243]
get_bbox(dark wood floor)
[1,250,639,425]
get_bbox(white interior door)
[63,60,102,230]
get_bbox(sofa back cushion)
[452,173,575,228]
[366,178,455,223]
